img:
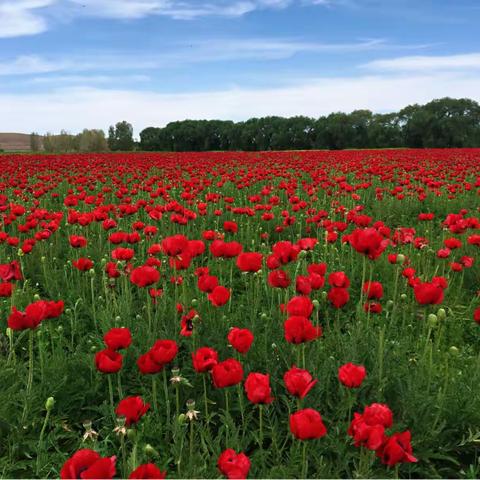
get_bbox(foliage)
[139,98,480,151]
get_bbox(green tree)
[108,121,134,151]
[30,132,42,152]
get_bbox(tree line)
[30,121,134,153]
[139,98,480,151]
[28,97,480,153]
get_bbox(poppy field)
[0,149,479,479]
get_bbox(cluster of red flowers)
[0,260,22,297]
[7,299,64,330]
[348,403,417,466]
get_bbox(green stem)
[36,409,51,476]
[152,376,158,414]
[120,434,127,479]
[202,375,209,421]
[163,369,171,439]
[301,442,308,479]
[189,420,194,467]
[117,372,123,398]
[259,404,264,449]
[22,329,34,423]
[108,375,115,417]
[225,389,230,446]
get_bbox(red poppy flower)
[349,227,388,260]
[236,252,262,272]
[162,234,189,256]
[198,274,219,293]
[376,431,417,466]
[104,328,132,351]
[73,258,93,271]
[130,266,160,287]
[112,247,135,261]
[227,327,254,354]
[244,372,273,404]
[212,358,244,388]
[116,396,150,426]
[290,408,327,440]
[69,235,87,248]
[267,269,291,288]
[413,281,444,305]
[338,363,366,388]
[129,463,167,479]
[60,449,116,479]
[283,366,317,399]
[286,296,313,318]
[363,403,393,428]
[363,281,383,299]
[0,260,23,281]
[217,449,251,479]
[474,307,480,325]
[137,352,163,375]
[150,339,178,365]
[192,347,219,373]
[224,220,238,233]
[347,413,386,450]
[0,282,13,297]
[8,304,45,330]
[284,316,322,344]
[95,349,123,374]
[105,262,121,278]
[327,287,350,308]
[208,286,231,306]
[328,271,350,288]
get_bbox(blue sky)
[1,0,480,135]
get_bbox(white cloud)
[0,0,54,38]
[0,54,64,75]
[67,0,325,20]
[0,0,345,36]
[0,39,387,77]
[363,53,480,71]
[1,71,479,135]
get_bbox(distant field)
[0,132,32,151]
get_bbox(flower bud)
[397,254,405,264]
[144,444,158,457]
[88,268,95,277]
[127,429,136,441]
[34,294,41,300]
[427,314,438,328]
[386,300,394,311]
[260,313,268,320]
[191,299,198,307]
[449,346,459,356]
[312,299,320,309]
[45,396,55,411]
[437,308,446,320]
[400,293,407,301]
[177,414,187,425]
